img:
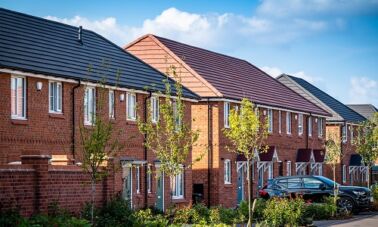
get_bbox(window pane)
[57,83,62,111]
[287,178,302,189]
[11,77,16,116]
[303,178,323,189]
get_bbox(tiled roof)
[282,75,366,123]
[296,149,312,162]
[349,154,362,166]
[313,149,325,163]
[347,104,377,120]
[0,8,198,100]
[259,146,275,162]
[151,35,330,116]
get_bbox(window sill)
[49,113,65,119]
[172,198,186,203]
[126,120,137,125]
[224,183,232,187]
[11,119,28,125]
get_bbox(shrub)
[208,207,221,224]
[263,197,306,227]
[0,209,26,227]
[192,204,209,224]
[95,197,133,227]
[305,197,337,220]
[133,208,168,227]
[219,207,239,225]
[172,206,194,224]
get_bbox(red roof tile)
[152,35,330,116]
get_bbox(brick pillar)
[21,150,51,214]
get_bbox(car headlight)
[352,190,365,196]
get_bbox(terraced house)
[126,34,331,208]
[277,74,367,186]
[0,8,199,215]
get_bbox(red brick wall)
[0,73,194,214]
[191,101,327,208]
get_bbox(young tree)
[137,65,200,206]
[222,98,268,227]
[354,113,378,188]
[79,76,123,224]
[325,131,343,209]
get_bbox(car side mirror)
[319,183,326,191]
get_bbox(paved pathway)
[313,212,378,226]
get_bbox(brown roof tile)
[151,35,330,116]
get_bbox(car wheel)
[337,197,354,214]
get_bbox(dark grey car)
[258,175,373,213]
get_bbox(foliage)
[354,113,378,187]
[325,131,343,208]
[237,199,267,221]
[133,208,168,227]
[263,197,306,227]
[95,197,133,227]
[137,65,200,184]
[222,98,269,227]
[0,208,26,227]
[305,198,337,220]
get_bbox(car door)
[303,177,327,202]
[286,177,303,198]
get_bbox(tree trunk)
[247,159,253,227]
[367,164,371,188]
[91,179,96,225]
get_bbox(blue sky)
[2,0,378,106]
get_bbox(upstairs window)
[342,125,347,143]
[151,96,159,123]
[318,118,323,138]
[350,126,354,143]
[84,87,96,125]
[127,93,136,120]
[224,159,231,184]
[173,101,182,130]
[224,102,230,128]
[109,90,115,119]
[268,109,273,133]
[49,81,62,113]
[278,110,282,134]
[298,114,303,135]
[172,168,184,199]
[286,112,292,134]
[11,76,26,119]
[308,116,312,137]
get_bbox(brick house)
[126,34,331,207]
[0,8,199,215]
[277,74,367,186]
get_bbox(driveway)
[313,212,378,226]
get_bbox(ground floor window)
[172,169,184,199]
[287,161,291,176]
[343,165,347,183]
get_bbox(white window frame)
[350,126,354,143]
[298,114,303,135]
[11,75,27,119]
[84,87,96,125]
[126,93,136,121]
[136,165,140,194]
[224,159,231,184]
[172,101,182,131]
[287,161,291,176]
[278,110,282,134]
[342,125,347,143]
[342,165,347,183]
[151,96,159,123]
[224,102,230,128]
[318,118,323,138]
[286,112,292,135]
[172,168,184,199]
[49,81,62,114]
[108,90,115,119]
[147,166,152,193]
[308,116,312,137]
[268,109,273,133]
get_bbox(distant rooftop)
[347,104,377,120]
[277,74,366,123]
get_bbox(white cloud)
[256,0,378,18]
[349,77,378,105]
[261,66,322,84]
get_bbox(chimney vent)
[78,26,83,44]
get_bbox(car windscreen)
[315,176,339,187]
